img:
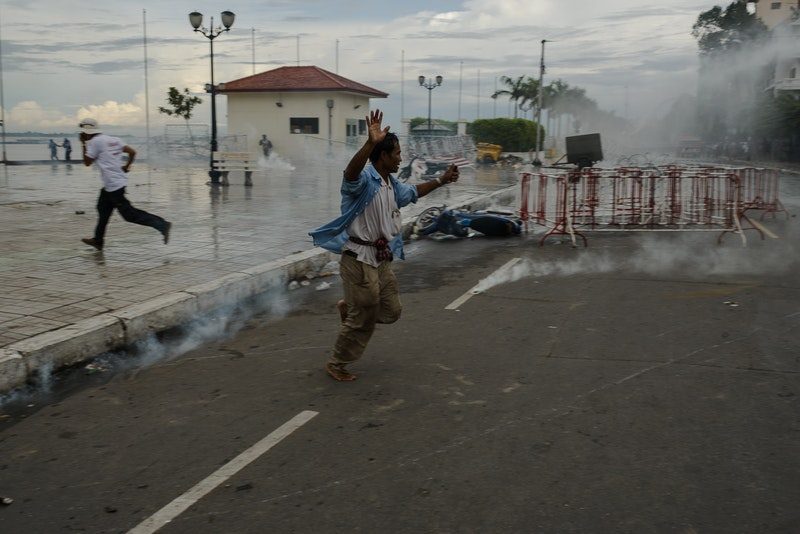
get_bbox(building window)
[771,2,781,9]
[358,120,367,135]
[791,67,797,79]
[290,117,319,134]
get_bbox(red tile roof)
[219,66,388,98]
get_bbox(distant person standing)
[48,139,58,160]
[78,118,171,251]
[259,134,273,158]
[62,138,72,161]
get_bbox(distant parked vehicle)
[476,142,503,163]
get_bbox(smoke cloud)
[475,222,799,293]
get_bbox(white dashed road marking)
[445,258,522,310]
[128,410,319,534]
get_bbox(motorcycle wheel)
[415,206,444,235]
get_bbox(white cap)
[79,118,101,134]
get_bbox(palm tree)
[543,79,571,142]
[517,78,540,119]
[492,76,535,118]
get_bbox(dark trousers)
[94,187,167,246]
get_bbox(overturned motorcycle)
[412,205,522,239]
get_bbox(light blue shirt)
[309,165,419,260]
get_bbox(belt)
[347,236,393,262]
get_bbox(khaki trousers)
[330,252,402,366]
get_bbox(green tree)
[517,78,540,117]
[542,79,569,140]
[541,80,599,137]
[491,76,536,118]
[468,118,544,151]
[692,1,768,56]
[691,2,769,142]
[754,93,800,137]
[158,87,203,140]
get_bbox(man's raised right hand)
[367,109,390,145]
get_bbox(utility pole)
[493,76,497,118]
[458,61,463,120]
[476,69,481,119]
[532,40,548,167]
[0,7,7,164]
[251,28,255,74]
[400,50,405,123]
[143,10,151,162]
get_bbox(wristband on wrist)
[437,176,443,186]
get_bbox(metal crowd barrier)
[519,166,786,246]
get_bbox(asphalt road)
[1,222,799,534]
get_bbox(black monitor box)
[566,133,603,168]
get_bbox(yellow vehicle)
[476,142,503,163]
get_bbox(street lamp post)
[189,10,235,186]
[418,75,443,136]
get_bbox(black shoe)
[81,238,103,251]
[162,222,172,244]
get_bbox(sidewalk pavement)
[0,161,519,392]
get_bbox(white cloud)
[462,0,552,25]
[4,93,175,132]
[75,99,144,128]
[7,101,75,131]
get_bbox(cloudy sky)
[0,0,721,134]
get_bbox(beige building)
[218,66,388,162]
[753,1,800,95]
[769,17,800,95]
[753,0,799,29]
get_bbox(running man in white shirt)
[78,118,171,251]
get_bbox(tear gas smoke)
[0,282,297,408]
[602,25,799,162]
[475,224,800,293]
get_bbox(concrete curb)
[0,185,518,394]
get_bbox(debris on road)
[1,496,13,506]
[315,281,331,291]
[319,260,340,276]
[84,362,108,374]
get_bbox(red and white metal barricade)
[518,165,783,246]
[739,167,788,218]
